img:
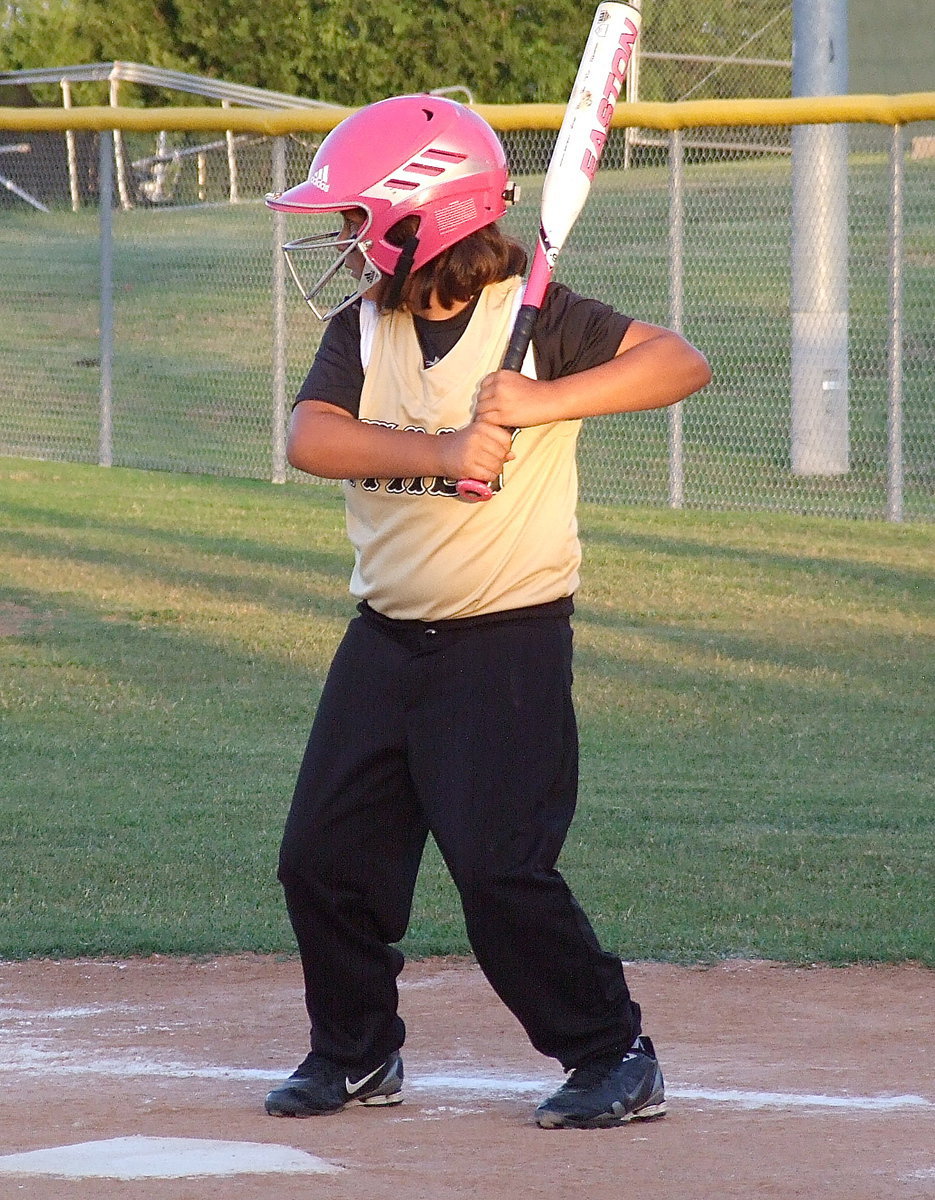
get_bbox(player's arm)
[472,320,711,429]
[286,399,514,482]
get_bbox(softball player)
[263,95,710,1129]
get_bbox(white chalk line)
[0,1048,929,1113]
[412,1077,934,1112]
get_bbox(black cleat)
[265,1050,403,1117]
[535,1036,667,1129]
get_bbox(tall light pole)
[791,0,849,475]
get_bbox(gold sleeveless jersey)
[344,277,582,620]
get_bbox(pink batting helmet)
[266,94,519,318]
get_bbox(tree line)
[2,0,791,107]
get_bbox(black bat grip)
[501,304,539,373]
[455,304,540,502]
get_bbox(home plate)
[0,1136,342,1179]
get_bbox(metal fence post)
[98,130,115,468]
[271,137,288,484]
[790,0,850,476]
[108,75,133,211]
[223,100,240,203]
[887,123,904,523]
[61,79,81,212]
[667,128,685,508]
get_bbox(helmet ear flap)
[381,234,420,310]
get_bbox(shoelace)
[292,1053,339,1082]
[563,1049,640,1090]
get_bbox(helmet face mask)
[266,95,518,319]
[281,213,384,320]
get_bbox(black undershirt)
[295,281,632,416]
[412,293,482,368]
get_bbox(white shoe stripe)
[345,1062,387,1096]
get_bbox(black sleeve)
[531,282,632,382]
[294,303,365,416]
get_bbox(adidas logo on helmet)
[309,164,330,192]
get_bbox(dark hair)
[380,218,527,312]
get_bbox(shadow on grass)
[0,516,355,623]
[579,520,933,600]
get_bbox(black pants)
[278,601,641,1071]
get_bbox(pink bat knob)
[456,478,494,502]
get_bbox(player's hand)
[473,370,555,429]
[438,419,515,482]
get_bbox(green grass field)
[1,457,932,965]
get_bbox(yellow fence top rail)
[1,93,934,135]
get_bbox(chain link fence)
[1,100,933,521]
[628,0,793,162]
[638,0,792,102]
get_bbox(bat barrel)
[539,2,642,257]
[455,1,642,504]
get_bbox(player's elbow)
[286,434,339,478]
[689,347,713,394]
[669,337,712,400]
[285,424,312,472]
[286,403,349,477]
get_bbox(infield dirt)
[0,955,933,1198]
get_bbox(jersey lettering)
[349,421,461,497]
